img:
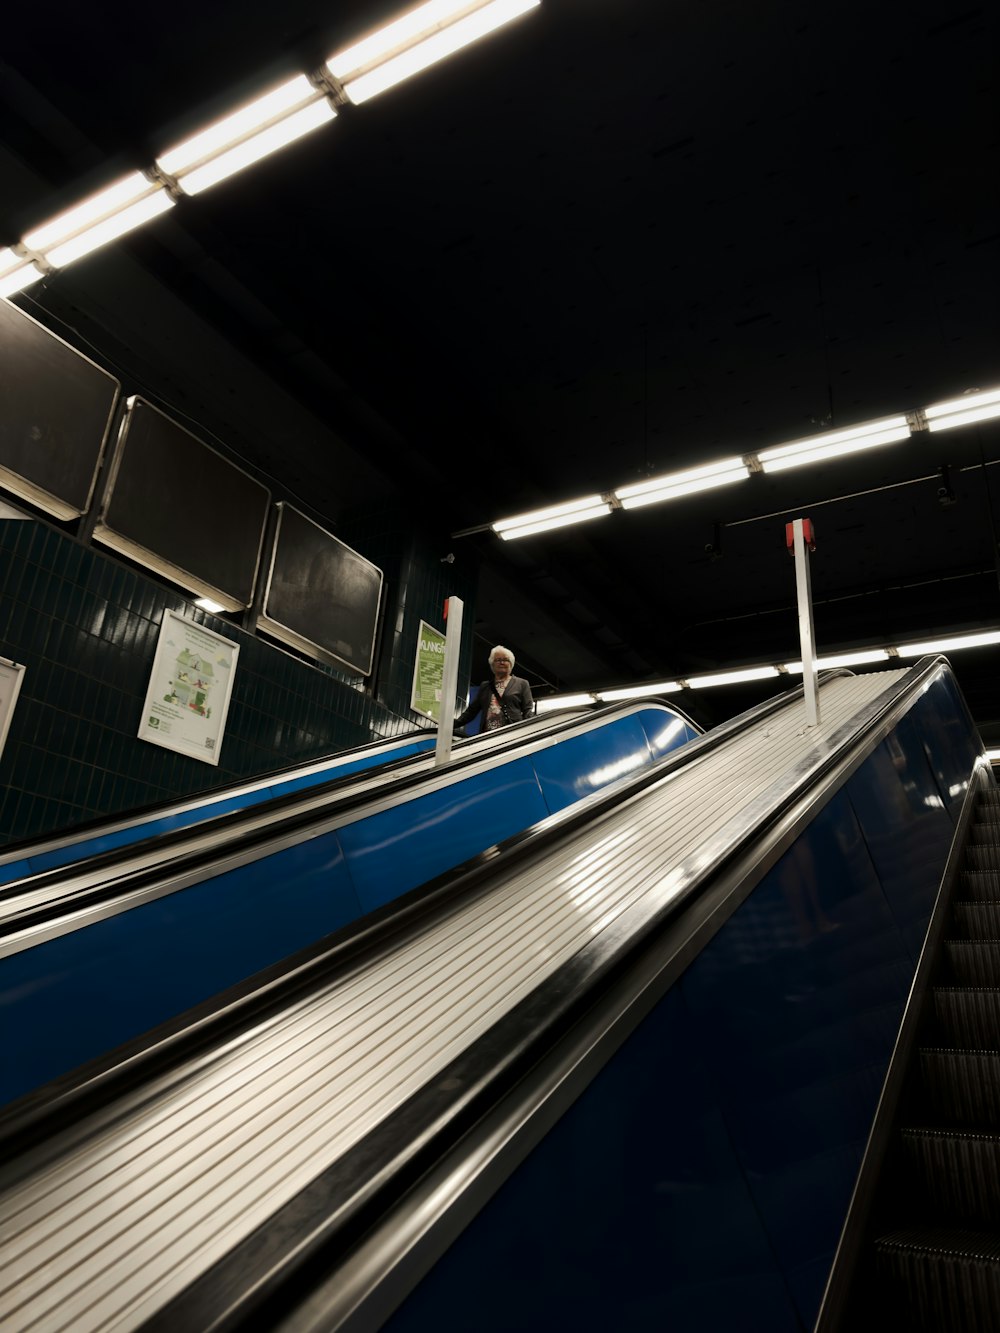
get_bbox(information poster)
[138,612,239,765]
[0,657,26,762]
[410,619,446,722]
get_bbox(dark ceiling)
[1,0,999,734]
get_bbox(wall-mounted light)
[535,692,596,712]
[194,596,227,613]
[328,0,540,105]
[924,386,1000,433]
[0,249,42,298]
[757,415,912,474]
[615,457,749,510]
[157,76,335,196]
[492,494,613,540]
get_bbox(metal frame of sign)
[0,657,26,763]
[138,611,240,766]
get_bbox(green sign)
[410,619,447,721]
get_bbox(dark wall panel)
[0,298,119,519]
[95,397,269,610]
[260,503,383,676]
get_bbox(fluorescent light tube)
[493,494,612,540]
[158,77,321,174]
[0,251,42,298]
[616,457,748,510]
[598,682,681,700]
[897,630,1000,656]
[23,173,156,252]
[687,666,780,689]
[535,693,596,712]
[194,597,226,613]
[924,386,1000,433]
[986,749,1000,762]
[165,101,335,195]
[44,191,174,269]
[330,0,539,105]
[758,416,911,473]
[786,649,890,673]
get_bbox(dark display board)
[0,298,120,519]
[260,503,383,676]
[94,398,270,611]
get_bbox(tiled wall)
[0,516,476,845]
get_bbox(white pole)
[434,596,464,766]
[792,518,820,727]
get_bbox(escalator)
[0,658,980,1332]
[0,699,699,1103]
[817,769,1000,1331]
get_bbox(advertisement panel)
[138,611,239,765]
[410,619,446,721]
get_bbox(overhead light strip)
[535,628,1000,710]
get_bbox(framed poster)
[410,619,446,721]
[259,503,383,676]
[138,612,239,765]
[0,657,26,761]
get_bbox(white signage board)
[138,611,239,765]
[0,657,26,762]
[410,619,446,722]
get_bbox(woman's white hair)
[489,644,515,667]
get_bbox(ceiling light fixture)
[924,386,1000,433]
[686,665,780,689]
[22,173,174,270]
[785,648,890,672]
[535,693,597,712]
[757,415,912,474]
[0,249,42,298]
[615,457,749,510]
[897,630,1000,656]
[157,76,335,195]
[328,0,540,105]
[493,494,613,540]
[597,682,682,700]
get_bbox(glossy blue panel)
[916,670,980,815]
[385,986,802,1333]
[532,715,653,815]
[1,830,359,1103]
[641,710,700,760]
[339,760,550,915]
[845,711,955,960]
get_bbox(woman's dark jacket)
[456,675,534,730]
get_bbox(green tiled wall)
[0,517,476,845]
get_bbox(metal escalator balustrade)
[0,669,913,1332]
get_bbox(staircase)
[850,785,1000,1331]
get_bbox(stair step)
[944,940,1000,986]
[961,871,1000,901]
[918,1049,1000,1124]
[874,1225,1000,1333]
[972,825,1000,844]
[953,904,1000,938]
[900,1128,1000,1224]
[967,845,1000,874]
[933,989,1000,1048]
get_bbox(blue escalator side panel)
[276,738,434,794]
[916,669,980,815]
[384,985,804,1333]
[339,760,550,915]
[0,832,360,1104]
[385,679,981,1333]
[532,709,696,815]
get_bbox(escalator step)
[972,826,1000,844]
[967,845,1000,874]
[874,1226,1000,1333]
[953,903,1000,939]
[900,1128,1000,1224]
[934,989,1000,1048]
[918,1048,1000,1124]
[944,940,1000,986]
[962,871,1000,901]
